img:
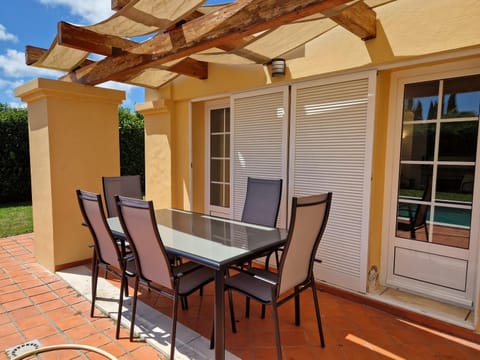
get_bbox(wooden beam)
[111,0,132,11]
[62,0,352,85]
[168,57,208,79]
[327,1,376,40]
[58,21,137,56]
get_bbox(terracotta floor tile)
[2,297,33,312]
[64,322,100,340]
[0,331,26,351]
[23,323,58,340]
[129,345,166,359]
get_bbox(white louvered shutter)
[290,71,376,292]
[231,87,288,228]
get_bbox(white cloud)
[0,49,63,78]
[0,24,18,42]
[98,81,144,108]
[38,0,114,24]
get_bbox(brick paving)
[0,234,165,360]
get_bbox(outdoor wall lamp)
[271,58,286,77]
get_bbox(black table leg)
[214,269,225,360]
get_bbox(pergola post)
[15,78,125,271]
[136,99,173,209]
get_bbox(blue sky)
[0,0,230,109]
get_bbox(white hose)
[11,344,118,360]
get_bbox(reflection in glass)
[438,122,478,162]
[401,123,435,161]
[398,164,433,199]
[442,75,480,118]
[436,165,474,203]
[403,81,439,121]
[396,202,430,241]
[431,206,470,249]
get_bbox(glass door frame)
[382,59,480,308]
[205,99,232,218]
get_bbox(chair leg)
[245,296,250,318]
[228,289,237,333]
[210,323,215,349]
[311,282,325,347]
[116,274,127,339]
[294,286,300,326]
[90,254,99,317]
[271,300,282,360]
[170,294,180,360]
[261,304,266,319]
[130,277,140,341]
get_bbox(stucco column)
[136,99,173,209]
[15,78,124,271]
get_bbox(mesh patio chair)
[238,177,283,318]
[102,175,142,217]
[225,193,332,360]
[76,189,136,340]
[115,195,214,358]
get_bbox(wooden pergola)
[25,0,379,89]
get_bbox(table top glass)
[108,208,288,270]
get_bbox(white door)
[205,100,231,218]
[231,87,289,228]
[385,60,480,307]
[290,71,376,292]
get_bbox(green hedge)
[0,105,31,203]
[0,104,145,204]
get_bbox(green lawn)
[0,203,33,237]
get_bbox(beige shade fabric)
[29,0,395,89]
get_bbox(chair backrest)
[277,193,332,296]
[115,195,174,290]
[76,189,122,268]
[102,175,142,217]
[241,177,283,227]
[413,182,432,228]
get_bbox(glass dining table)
[107,208,288,360]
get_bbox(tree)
[118,107,145,192]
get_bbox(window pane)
[211,159,222,182]
[436,165,474,203]
[225,159,230,183]
[211,134,223,157]
[210,183,222,206]
[403,81,439,121]
[224,185,230,208]
[401,123,436,161]
[438,121,478,162]
[211,109,225,132]
[398,164,433,199]
[396,202,430,241]
[225,108,231,132]
[431,206,470,249]
[442,75,480,118]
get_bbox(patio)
[1,234,479,359]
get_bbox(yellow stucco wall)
[15,78,124,271]
[191,101,205,213]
